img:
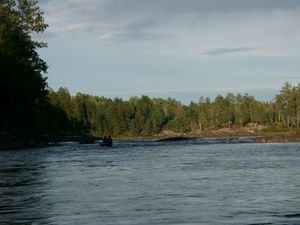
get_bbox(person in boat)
[107,135,113,146]
[102,135,113,146]
[102,136,108,145]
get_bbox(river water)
[1,139,300,225]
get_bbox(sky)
[37,0,300,103]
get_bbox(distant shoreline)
[1,129,300,150]
[117,128,300,144]
[153,133,300,144]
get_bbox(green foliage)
[0,0,48,135]
[47,83,300,137]
[274,82,300,128]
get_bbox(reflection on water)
[0,140,300,225]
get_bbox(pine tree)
[0,0,48,135]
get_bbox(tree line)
[47,82,300,137]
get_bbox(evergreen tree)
[275,82,296,128]
[44,83,300,137]
[0,0,48,135]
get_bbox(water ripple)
[0,141,300,224]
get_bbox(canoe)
[101,142,112,147]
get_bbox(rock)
[156,136,195,142]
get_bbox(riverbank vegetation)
[1,0,49,136]
[46,82,300,138]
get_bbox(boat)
[101,136,113,147]
[101,142,112,147]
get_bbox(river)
[1,139,300,225]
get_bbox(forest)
[46,83,300,137]
[1,0,300,140]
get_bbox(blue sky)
[38,0,300,103]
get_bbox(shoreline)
[2,129,300,150]
[158,130,300,144]
[117,129,300,144]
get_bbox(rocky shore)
[254,133,300,143]
[156,128,300,143]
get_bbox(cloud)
[98,30,179,42]
[45,14,179,41]
[203,47,259,55]
[95,17,164,41]
[49,0,300,17]
[40,0,300,43]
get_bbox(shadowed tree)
[0,0,48,135]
